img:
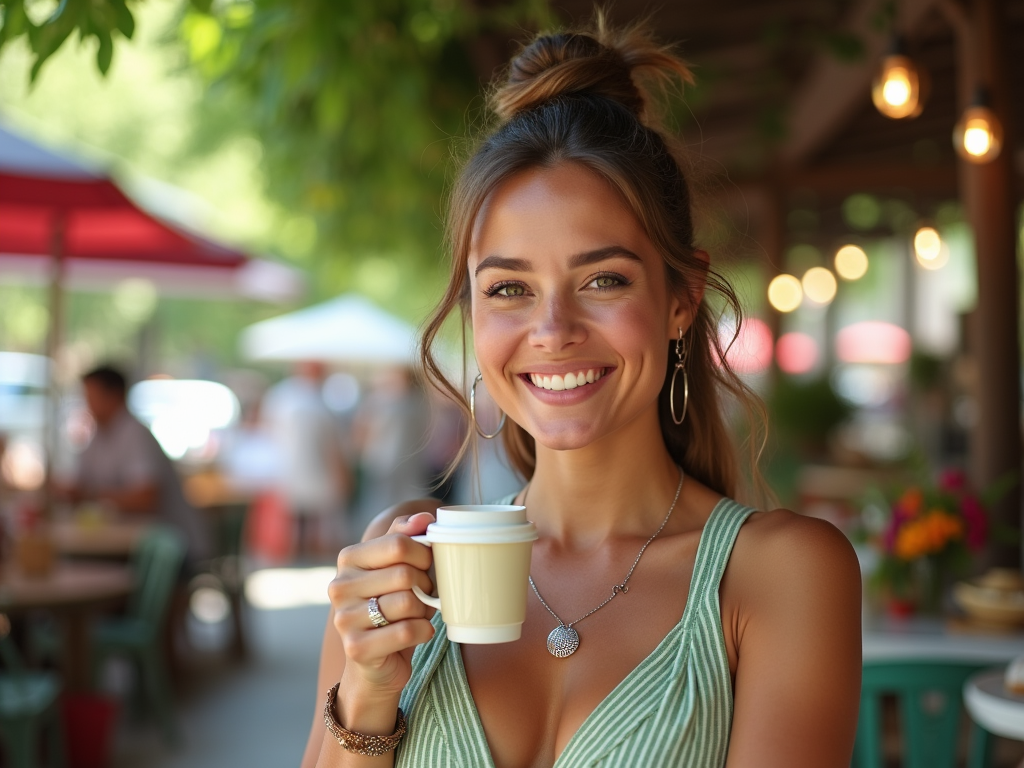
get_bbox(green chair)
[0,614,66,768]
[93,527,186,746]
[853,660,993,768]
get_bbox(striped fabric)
[396,496,755,768]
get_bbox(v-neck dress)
[394,496,756,768]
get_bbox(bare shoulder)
[361,498,442,541]
[725,507,862,614]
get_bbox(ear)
[665,249,709,339]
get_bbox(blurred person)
[65,365,210,565]
[351,366,429,534]
[304,17,860,768]
[262,361,349,558]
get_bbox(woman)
[303,17,861,768]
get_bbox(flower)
[961,495,987,552]
[938,468,967,492]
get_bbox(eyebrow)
[473,246,642,277]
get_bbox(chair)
[0,614,66,768]
[853,660,993,768]
[92,527,186,745]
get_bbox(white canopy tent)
[240,294,419,365]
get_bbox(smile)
[525,368,608,391]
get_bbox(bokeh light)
[871,55,924,119]
[913,226,949,270]
[776,333,818,375]
[720,318,773,374]
[834,245,869,280]
[801,267,838,305]
[836,322,912,365]
[767,274,803,313]
[954,106,1003,163]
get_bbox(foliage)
[176,0,554,301]
[768,375,852,448]
[0,0,147,79]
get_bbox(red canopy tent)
[0,122,301,494]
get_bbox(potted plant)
[865,469,991,617]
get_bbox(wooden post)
[43,209,66,516]
[946,0,1021,567]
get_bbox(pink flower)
[939,468,967,493]
[961,495,987,551]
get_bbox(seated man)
[67,365,210,566]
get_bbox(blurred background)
[0,0,1023,766]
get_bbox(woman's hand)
[329,512,437,700]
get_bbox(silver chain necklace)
[527,469,685,658]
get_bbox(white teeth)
[528,368,606,391]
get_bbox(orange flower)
[898,488,924,517]
[893,510,963,560]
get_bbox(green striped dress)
[395,496,755,767]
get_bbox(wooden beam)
[945,0,1022,568]
[779,0,940,167]
[785,163,959,194]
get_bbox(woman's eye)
[589,275,624,290]
[491,283,526,298]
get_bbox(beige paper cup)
[412,505,537,644]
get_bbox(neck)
[525,405,682,548]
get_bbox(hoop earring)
[470,373,506,439]
[670,328,690,426]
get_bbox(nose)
[527,292,587,352]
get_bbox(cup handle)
[408,536,441,609]
[412,584,441,611]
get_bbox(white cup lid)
[425,505,538,544]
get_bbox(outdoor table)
[964,669,1024,741]
[50,519,150,558]
[0,561,133,690]
[863,613,1024,662]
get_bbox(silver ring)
[368,597,389,628]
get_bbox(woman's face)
[468,162,695,452]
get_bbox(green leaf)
[108,0,136,38]
[96,29,113,74]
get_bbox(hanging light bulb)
[871,38,926,119]
[954,88,1003,164]
[913,225,948,270]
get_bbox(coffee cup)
[411,505,537,644]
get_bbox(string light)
[802,267,838,305]
[767,274,803,313]
[954,102,1003,164]
[871,41,925,120]
[834,245,869,280]
[913,226,948,270]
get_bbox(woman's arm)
[301,499,441,768]
[724,511,862,768]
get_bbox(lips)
[525,368,608,391]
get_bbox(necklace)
[527,469,685,658]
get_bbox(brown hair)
[421,14,767,501]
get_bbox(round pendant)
[546,625,580,658]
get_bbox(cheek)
[471,303,523,377]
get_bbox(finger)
[345,590,432,630]
[343,618,436,666]
[388,511,435,536]
[338,529,433,572]
[333,563,434,602]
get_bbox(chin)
[525,418,604,452]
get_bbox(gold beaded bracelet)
[324,683,407,757]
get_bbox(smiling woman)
[305,13,862,768]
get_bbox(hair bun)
[492,14,694,124]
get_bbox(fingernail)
[407,512,435,524]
